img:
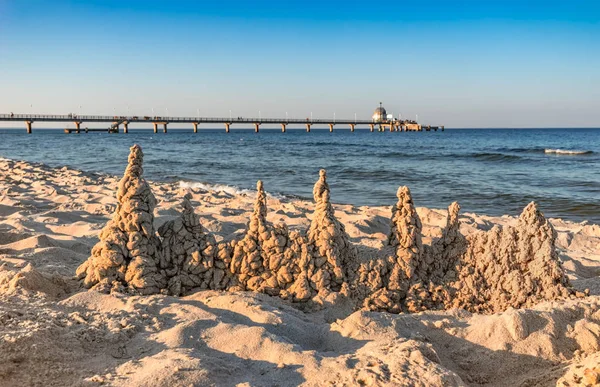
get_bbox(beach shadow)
[391,315,575,386]
[131,295,312,386]
[5,304,306,387]
[559,252,600,279]
[174,295,369,357]
[55,293,310,386]
[353,214,390,236]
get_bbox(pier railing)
[0,113,380,124]
[0,113,443,133]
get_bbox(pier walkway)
[0,114,444,134]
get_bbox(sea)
[0,128,598,223]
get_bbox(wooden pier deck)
[1,114,444,134]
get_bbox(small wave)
[179,181,288,200]
[380,151,412,159]
[498,147,546,154]
[472,152,522,162]
[544,149,593,155]
[179,181,253,196]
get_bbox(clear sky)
[0,0,598,128]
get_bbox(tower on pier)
[372,102,387,123]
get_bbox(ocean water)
[0,128,598,223]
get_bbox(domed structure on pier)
[372,103,387,123]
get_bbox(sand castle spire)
[514,201,571,298]
[388,186,425,279]
[230,180,270,285]
[426,201,465,280]
[229,180,302,296]
[313,169,329,203]
[249,180,268,237]
[158,192,230,295]
[123,144,144,179]
[362,186,427,313]
[76,144,166,294]
[305,169,358,294]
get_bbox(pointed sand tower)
[76,144,166,294]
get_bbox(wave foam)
[544,149,593,155]
[179,181,288,200]
[179,181,252,196]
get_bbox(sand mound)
[0,230,33,245]
[70,291,466,386]
[0,234,60,253]
[0,264,68,298]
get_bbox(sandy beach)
[1,153,600,387]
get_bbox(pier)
[0,112,444,134]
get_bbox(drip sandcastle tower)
[158,193,231,295]
[304,169,358,294]
[229,181,303,297]
[76,144,166,294]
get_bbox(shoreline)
[1,154,599,228]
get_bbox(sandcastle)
[227,174,358,303]
[301,170,359,296]
[76,144,576,314]
[229,180,304,298]
[360,186,428,313]
[76,144,166,294]
[449,201,573,313]
[157,193,231,295]
[363,187,572,313]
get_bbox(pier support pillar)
[193,122,198,133]
[441,125,445,131]
[153,123,158,133]
[329,124,334,133]
[123,123,129,134]
[305,124,311,133]
[369,124,374,132]
[254,123,260,133]
[349,124,355,132]
[25,121,32,134]
[74,121,81,134]
[281,123,287,133]
[225,123,230,133]
[389,124,394,132]
[163,123,168,133]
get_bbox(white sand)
[1,157,599,386]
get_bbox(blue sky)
[0,0,598,128]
